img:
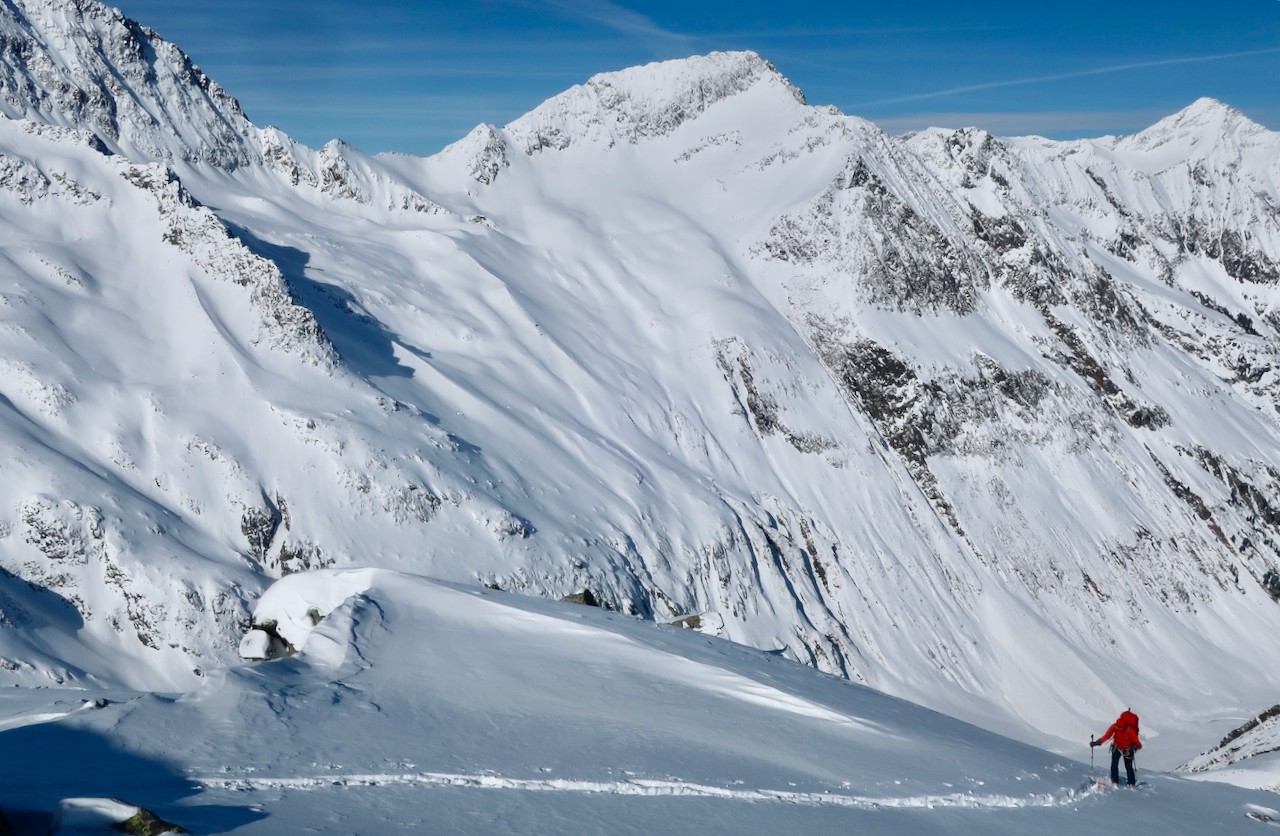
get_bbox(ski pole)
[1090,735,1095,772]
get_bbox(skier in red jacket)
[1092,709,1143,785]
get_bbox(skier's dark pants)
[1111,745,1136,785]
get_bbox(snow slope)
[1,0,1280,794]
[2,570,1278,834]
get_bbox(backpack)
[1115,710,1140,749]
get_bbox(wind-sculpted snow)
[4,0,1280,797]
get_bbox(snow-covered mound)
[3,0,1280,790]
[2,570,1277,834]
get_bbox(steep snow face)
[4,1,1280,780]
[0,113,343,689]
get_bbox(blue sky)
[111,0,1280,157]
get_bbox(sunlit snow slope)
[1,0,1280,780]
[4,571,1280,834]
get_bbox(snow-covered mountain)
[2,0,1280,796]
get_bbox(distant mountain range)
[2,0,1280,769]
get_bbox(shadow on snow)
[0,720,265,834]
[225,222,419,382]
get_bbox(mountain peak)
[503,51,806,154]
[1162,97,1261,133]
[0,0,257,168]
[1119,97,1270,155]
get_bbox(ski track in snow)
[196,770,1092,811]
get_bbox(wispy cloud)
[854,47,1280,108]
[517,0,694,47]
[711,23,1002,40]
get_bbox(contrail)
[854,47,1280,108]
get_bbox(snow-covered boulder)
[52,798,185,834]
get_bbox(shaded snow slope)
[1,0,1280,790]
[2,570,1277,834]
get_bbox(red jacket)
[1098,710,1142,750]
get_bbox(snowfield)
[4,570,1280,834]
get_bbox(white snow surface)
[2,0,1280,827]
[3,570,1278,833]
[51,798,142,833]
